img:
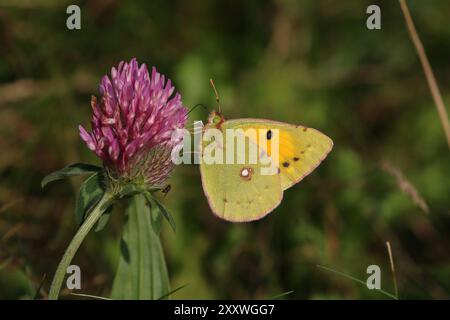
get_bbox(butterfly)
[199,80,333,222]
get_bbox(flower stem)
[48,192,113,300]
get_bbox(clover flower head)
[79,58,187,187]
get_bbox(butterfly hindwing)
[200,161,283,222]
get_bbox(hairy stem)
[48,192,113,300]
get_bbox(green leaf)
[41,163,102,188]
[147,198,163,235]
[116,185,175,233]
[118,184,143,198]
[95,205,113,232]
[144,193,176,232]
[111,194,170,300]
[75,172,105,226]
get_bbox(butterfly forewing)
[224,119,333,190]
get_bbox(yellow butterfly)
[199,80,333,222]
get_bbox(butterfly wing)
[224,118,333,191]
[200,122,283,222]
[200,161,283,222]
[199,118,332,222]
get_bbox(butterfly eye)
[266,130,272,140]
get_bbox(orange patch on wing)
[245,129,297,170]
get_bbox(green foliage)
[146,194,176,233]
[75,172,105,225]
[41,163,102,188]
[110,194,170,299]
[1,0,449,300]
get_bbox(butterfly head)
[207,79,225,128]
[207,110,225,128]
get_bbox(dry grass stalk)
[399,0,450,149]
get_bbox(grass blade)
[157,283,190,300]
[270,290,294,300]
[399,0,450,149]
[386,241,399,299]
[317,265,398,300]
[70,293,110,300]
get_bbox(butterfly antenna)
[210,78,222,114]
[187,103,208,116]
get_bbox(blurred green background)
[0,0,449,299]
